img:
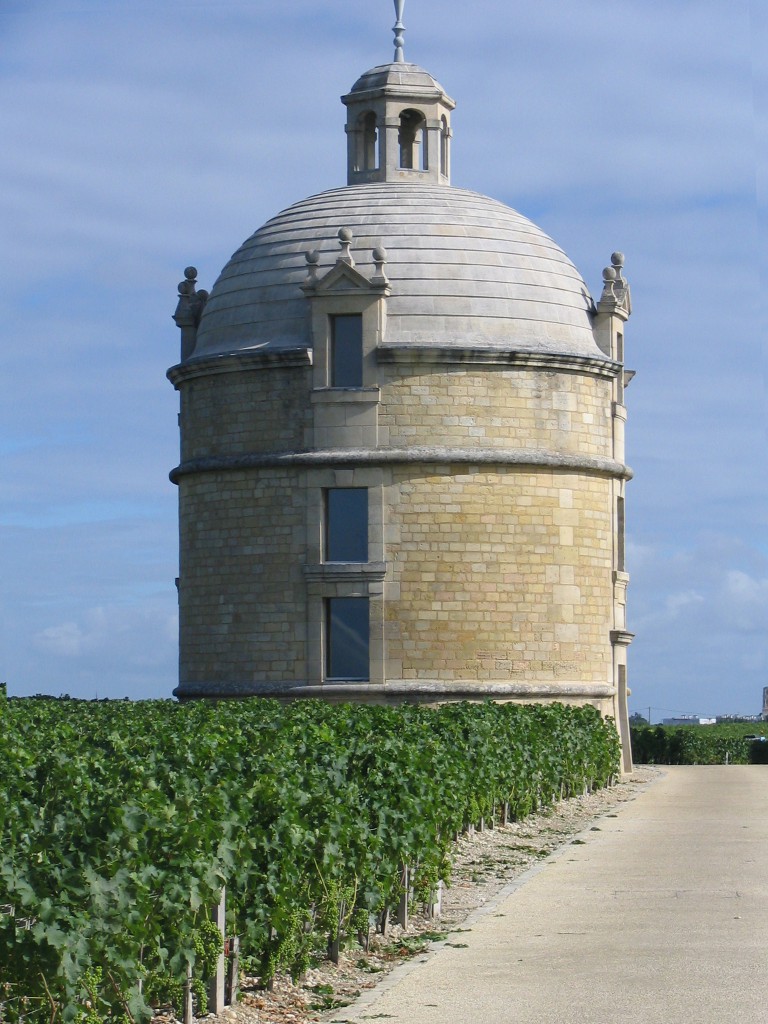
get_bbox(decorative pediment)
[301,227,390,297]
[313,260,375,293]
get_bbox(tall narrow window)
[399,109,426,170]
[360,111,378,170]
[617,496,626,572]
[325,488,368,562]
[440,115,449,177]
[616,332,625,404]
[326,597,370,680]
[330,314,363,387]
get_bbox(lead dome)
[168,10,635,773]
[348,60,448,96]
[193,184,599,360]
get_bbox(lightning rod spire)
[393,0,406,63]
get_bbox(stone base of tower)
[174,678,615,703]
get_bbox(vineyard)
[630,722,768,765]
[0,694,620,1022]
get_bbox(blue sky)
[1,0,765,718]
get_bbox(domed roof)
[346,61,449,100]
[192,183,603,361]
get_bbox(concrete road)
[338,766,768,1024]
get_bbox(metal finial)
[393,0,406,62]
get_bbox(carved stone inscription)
[476,649,577,676]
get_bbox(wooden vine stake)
[426,879,443,920]
[208,887,227,1015]
[183,964,193,1024]
[357,922,371,952]
[226,936,240,1006]
[397,865,410,929]
[328,899,346,965]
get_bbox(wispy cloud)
[0,1,763,711]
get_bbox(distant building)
[167,10,635,771]
[762,687,768,720]
[662,716,716,727]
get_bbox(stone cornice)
[170,446,633,483]
[167,347,312,387]
[303,562,387,582]
[377,345,622,379]
[610,630,635,647]
[167,345,621,388]
[174,680,616,702]
[311,387,381,404]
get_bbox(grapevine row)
[0,695,620,1022]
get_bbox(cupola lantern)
[341,2,455,185]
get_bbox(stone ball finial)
[338,227,354,266]
[611,252,624,268]
[603,266,617,283]
[303,249,321,287]
[372,245,389,287]
[184,266,198,281]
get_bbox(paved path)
[339,766,768,1024]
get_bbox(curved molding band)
[170,446,632,483]
[174,679,617,702]
[167,344,621,389]
[167,347,312,388]
[377,344,621,379]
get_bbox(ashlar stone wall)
[380,366,613,456]
[172,352,622,717]
[383,465,614,689]
[178,359,313,462]
[178,467,308,686]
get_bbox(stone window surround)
[304,467,386,685]
[310,292,385,393]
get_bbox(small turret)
[172,267,208,362]
[341,0,455,186]
[594,252,631,362]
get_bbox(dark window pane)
[327,597,369,680]
[617,496,625,572]
[331,314,363,387]
[326,488,368,562]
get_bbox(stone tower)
[168,7,635,770]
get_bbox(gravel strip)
[175,767,661,1024]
